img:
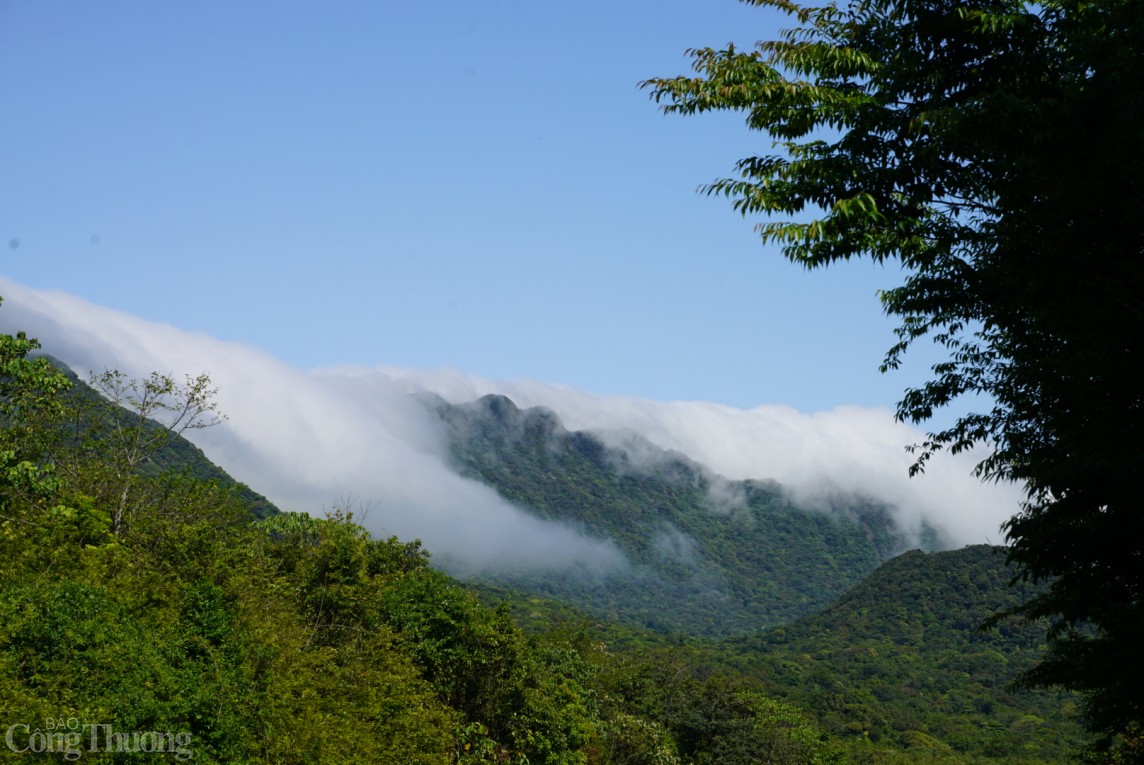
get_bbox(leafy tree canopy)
[642,0,1144,754]
[0,307,854,764]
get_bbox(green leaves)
[434,394,904,638]
[647,0,1144,754]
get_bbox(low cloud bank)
[0,278,625,575]
[0,279,1021,571]
[356,370,1023,547]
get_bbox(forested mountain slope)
[426,392,931,637]
[39,355,279,518]
[1,337,848,764]
[720,546,1090,762]
[3,342,1089,763]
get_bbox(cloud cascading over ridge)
[0,278,1022,570]
[356,367,1023,546]
[0,278,627,574]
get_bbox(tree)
[642,0,1144,754]
[0,302,74,558]
[49,369,227,534]
[0,300,71,513]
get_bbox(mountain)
[719,545,1090,762]
[38,355,279,519]
[424,392,934,637]
[4,345,1093,761]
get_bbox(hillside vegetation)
[0,325,849,764]
[480,547,1091,763]
[39,355,279,518]
[716,546,1090,761]
[428,393,922,637]
[0,324,1091,763]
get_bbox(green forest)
[4,0,1139,759]
[4,0,1141,757]
[0,320,1098,763]
[426,392,917,636]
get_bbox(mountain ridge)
[719,544,1088,760]
[424,391,934,637]
[37,353,280,518]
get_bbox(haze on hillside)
[0,278,1022,572]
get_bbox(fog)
[372,367,1023,546]
[0,278,1021,572]
[0,279,625,574]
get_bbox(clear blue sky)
[0,0,931,412]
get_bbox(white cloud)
[0,278,1022,574]
[0,278,626,575]
[356,367,1024,546]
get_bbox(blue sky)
[1,0,922,413]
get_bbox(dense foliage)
[0,310,1090,762]
[428,392,913,636]
[720,546,1091,762]
[40,357,279,519]
[642,0,1144,752]
[482,547,1091,763]
[0,316,847,764]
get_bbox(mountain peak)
[427,392,913,636]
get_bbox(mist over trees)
[0,296,1095,762]
[3,0,1138,759]
[0,278,1022,572]
[643,0,1144,755]
[0,308,864,764]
